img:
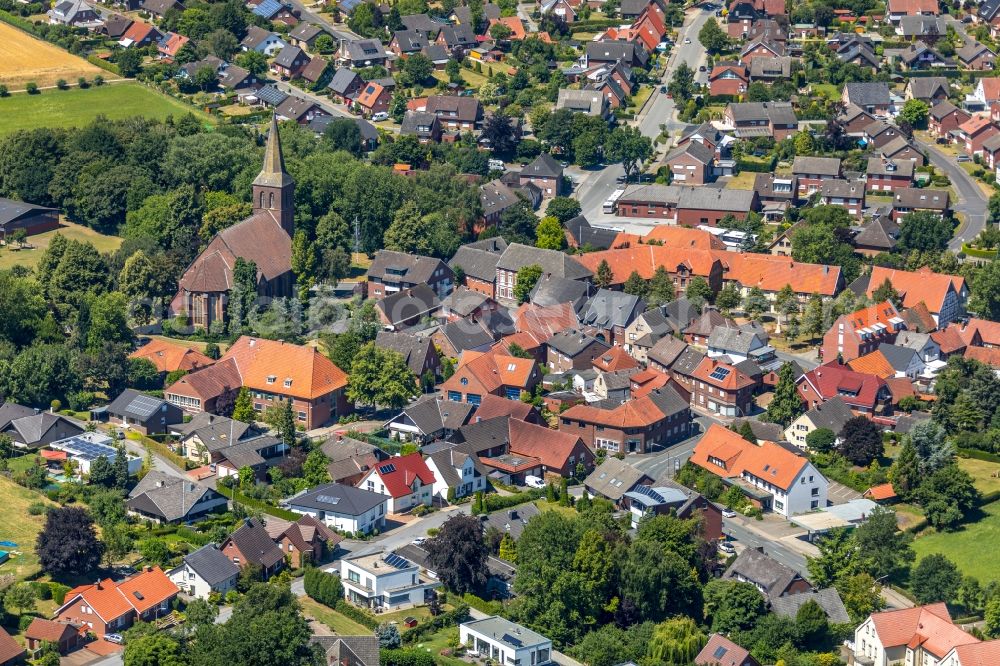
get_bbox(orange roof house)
[575,245,725,291]
[512,302,578,342]
[489,16,527,39]
[847,350,897,379]
[440,350,540,404]
[592,346,640,372]
[855,604,980,665]
[611,225,726,250]
[164,336,349,428]
[717,253,842,297]
[951,317,1000,348]
[157,32,189,58]
[355,81,391,116]
[129,339,216,374]
[120,20,161,46]
[864,482,897,502]
[55,567,179,639]
[865,266,967,325]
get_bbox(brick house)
[709,62,748,97]
[493,242,591,304]
[165,336,349,429]
[821,300,904,362]
[559,385,691,454]
[440,351,540,404]
[673,356,755,417]
[665,141,715,185]
[723,102,798,140]
[866,157,914,192]
[519,153,563,198]
[575,245,724,296]
[957,39,997,69]
[55,567,179,639]
[271,45,309,79]
[889,187,950,222]
[221,517,285,578]
[792,156,842,197]
[449,238,507,298]
[817,179,866,217]
[24,618,83,655]
[797,362,893,415]
[865,266,967,325]
[958,115,1000,156]
[425,95,483,132]
[367,250,454,300]
[354,81,391,117]
[928,101,971,140]
[545,329,610,373]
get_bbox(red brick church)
[170,116,295,329]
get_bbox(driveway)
[913,137,989,249]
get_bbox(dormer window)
[266,375,276,384]
[284,378,293,388]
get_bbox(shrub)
[56,79,67,89]
[94,75,104,86]
[78,77,89,88]
[28,502,47,516]
[0,84,8,97]
[49,583,70,605]
[25,82,38,94]
[18,615,33,631]
[380,648,435,666]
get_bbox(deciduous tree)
[426,515,489,594]
[36,506,103,575]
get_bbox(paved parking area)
[827,480,863,505]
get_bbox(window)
[811,500,819,509]
[812,487,819,496]
[266,375,276,384]
[297,411,307,421]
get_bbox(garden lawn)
[410,626,466,666]
[0,81,213,135]
[0,221,122,271]
[299,597,373,635]
[7,453,40,475]
[957,456,1000,495]
[911,500,1000,584]
[0,475,53,580]
[726,171,758,190]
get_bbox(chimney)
[145,566,153,573]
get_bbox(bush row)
[214,483,300,521]
[401,604,470,644]
[380,648,436,666]
[461,592,504,616]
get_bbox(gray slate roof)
[178,544,240,585]
[496,243,591,280]
[564,215,618,250]
[0,402,37,431]
[479,502,540,540]
[878,343,918,371]
[801,395,854,435]
[173,413,255,451]
[647,336,689,368]
[580,289,645,329]
[107,389,169,422]
[7,412,82,447]
[792,156,842,177]
[845,82,891,106]
[546,329,609,358]
[400,395,475,436]
[584,457,651,501]
[530,274,592,312]
[310,636,380,666]
[450,244,504,282]
[732,418,784,442]
[286,482,389,516]
[522,153,563,179]
[225,517,285,568]
[770,587,851,624]
[723,547,804,602]
[273,45,305,68]
[127,470,222,522]
[707,327,764,355]
[375,330,436,376]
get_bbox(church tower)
[252,115,295,237]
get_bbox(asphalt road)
[914,138,989,250]
[576,7,714,220]
[723,518,810,576]
[285,0,360,43]
[272,79,354,119]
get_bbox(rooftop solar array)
[252,0,281,16]
[315,494,341,505]
[708,367,731,381]
[54,436,119,462]
[630,484,666,504]
[383,552,411,569]
[126,393,165,420]
[501,633,523,648]
[379,463,396,475]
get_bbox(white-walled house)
[424,449,487,501]
[340,551,440,610]
[853,603,979,666]
[168,544,240,600]
[783,396,854,450]
[460,617,553,666]
[356,453,435,513]
[283,483,389,535]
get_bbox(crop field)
[0,21,104,89]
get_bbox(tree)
[646,617,706,664]
[102,522,134,567]
[698,18,730,52]
[227,258,258,335]
[123,634,187,666]
[738,420,757,443]
[795,599,830,650]
[716,283,741,313]
[514,264,543,304]
[805,427,836,453]
[594,259,614,289]
[839,416,884,466]
[140,537,171,566]
[498,200,538,245]
[900,98,930,129]
[290,230,318,298]
[853,507,914,580]
[606,126,653,184]
[481,110,518,157]
[4,582,36,616]
[794,131,815,155]
[88,291,134,352]
[836,573,885,624]
[764,363,803,426]
[535,216,565,250]
[703,580,766,634]
[347,343,417,410]
[322,118,363,157]
[743,286,769,319]
[376,622,401,649]
[278,398,296,448]
[686,276,713,305]
[620,540,701,622]
[117,48,142,77]
[623,270,648,298]
[987,595,1000,638]
[185,598,218,628]
[36,507,103,575]
[871,277,900,306]
[545,197,581,223]
[426,515,489,594]
[803,293,825,340]
[499,533,517,562]
[403,53,433,83]
[302,449,331,487]
[647,266,674,307]
[911,554,961,604]
[232,387,255,423]
[897,210,952,252]
[88,455,115,487]
[970,258,1000,320]
[668,62,695,102]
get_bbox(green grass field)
[299,597,373,635]
[912,500,1000,583]
[0,221,122,270]
[0,475,54,580]
[958,456,1000,495]
[0,82,213,135]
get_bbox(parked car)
[660,85,667,94]
[371,112,389,122]
[699,65,706,71]
[411,537,426,546]
[525,475,546,489]
[957,154,971,162]
[722,508,737,518]
[718,541,736,554]
[684,37,691,43]
[105,634,124,645]
[488,158,505,171]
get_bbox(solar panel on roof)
[630,484,665,503]
[384,553,411,569]
[379,463,396,474]
[128,394,164,420]
[501,633,523,648]
[708,367,731,381]
[713,645,728,659]
[315,494,340,505]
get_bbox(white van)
[524,475,546,489]
[371,112,389,122]
[488,158,505,171]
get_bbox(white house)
[49,432,143,478]
[283,482,389,535]
[940,641,1000,666]
[168,544,240,600]
[424,449,487,501]
[340,551,440,611]
[356,453,435,514]
[784,396,854,450]
[706,326,768,364]
[460,617,553,666]
[241,26,287,55]
[853,603,980,666]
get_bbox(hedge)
[214,484,300,521]
[736,156,777,173]
[334,599,379,630]
[961,244,998,260]
[461,592,503,616]
[381,648,436,666]
[50,582,70,606]
[86,55,120,76]
[569,18,622,31]
[0,9,38,34]
[304,567,343,608]
[957,447,1000,463]
[472,488,544,515]
[401,604,470,644]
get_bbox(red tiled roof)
[370,452,435,498]
[561,390,680,428]
[690,424,809,491]
[357,81,387,109]
[848,350,896,379]
[959,114,995,135]
[575,246,722,284]
[799,361,889,409]
[887,0,938,14]
[64,579,134,623]
[593,346,640,372]
[864,482,897,500]
[509,418,584,469]
[690,357,756,390]
[0,627,24,664]
[474,394,536,422]
[869,604,976,657]
[440,351,537,395]
[951,640,1000,666]
[61,568,178,622]
[25,618,78,643]
[965,345,1000,368]
[512,302,578,341]
[932,325,967,354]
[129,338,215,373]
[717,253,841,296]
[979,79,1000,101]
[695,633,754,666]
[953,318,1000,347]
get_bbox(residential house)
[425,95,483,132]
[879,136,925,163]
[784,395,854,449]
[460,617,552,666]
[545,329,610,373]
[311,636,381,666]
[821,300,904,362]
[889,187,950,222]
[664,140,716,186]
[47,0,101,26]
[219,65,260,93]
[887,0,938,22]
[691,424,828,517]
[853,216,899,255]
[171,412,255,462]
[957,39,997,69]
[354,81,392,117]
[23,618,82,656]
[441,349,540,404]
[285,482,389,534]
[791,157,842,198]
[142,0,182,15]
[129,338,214,375]
[106,389,183,436]
[707,325,774,368]
[709,61,749,97]
[579,290,645,346]
[477,418,594,481]
[585,41,647,68]
[119,20,161,47]
[958,115,1000,156]
[450,239,507,297]
[479,178,541,228]
[55,567,179,639]
[843,81,892,116]
[558,385,692,453]
[863,266,967,325]
[723,547,813,600]
[424,449,488,500]
[264,514,343,568]
[674,356,756,417]
[0,408,83,450]
[519,154,563,198]
[723,101,799,140]
[221,517,285,578]
[529,274,592,313]
[327,68,363,104]
[400,111,441,143]
[167,544,240,600]
[157,32,189,60]
[772,588,851,624]
[271,45,310,79]
[818,179,867,218]
[165,336,349,429]
[435,24,477,52]
[749,55,792,82]
[241,25,286,55]
[341,551,439,610]
[797,362,893,415]
[929,101,971,139]
[275,96,329,125]
[556,88,610,118]
[648,336,693,373]
[367,250,454,300]
[897,15,948,41]
[864,121,901,149]
[839,104,878,136]
[583,457,652,505]
[339,39,386,67]
[288,22,330,51]
[695,635,760,666]
[127,470,228,523]
[852,604,980,666]
[866,158,914,192]
[715,252,843,308]
[905,76,949,102]
[387,396,474,443]
[374,284,441,330]
[623,301,699,363]
[898,41,953,69]
[494,242,590,304]
[356,452,435,513]
[740,38,785,64]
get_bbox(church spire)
[253,114,293,188]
